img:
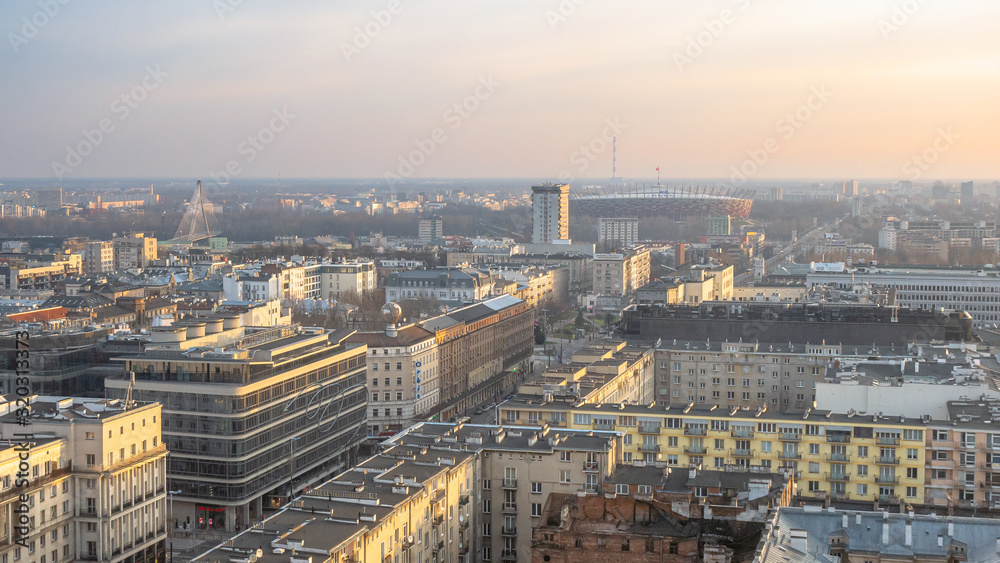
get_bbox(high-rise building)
[706,215,732,236]
[84,240,115,274]
[841,180,858,197]
[531,183,570,244]
[0,396,168,563]
[597,217,639,248]
[106,324,368,532]
[961,181,975,206]
[770,186,783,201]
[418,216,444,244]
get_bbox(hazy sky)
[1,0,998,183]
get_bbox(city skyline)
[1,1,997,182]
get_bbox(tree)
[534,324,546,345]
[573,310,586,330]
[341,288,386,331]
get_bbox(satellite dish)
[408,535,414,543]
[256,549,263,558]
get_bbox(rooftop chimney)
[905,519,912,547]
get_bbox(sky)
[1,0,998,184]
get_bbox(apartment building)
[522,340,656,406]
[532,183,570,244]
[112,233,157,270]
[313,260,376,299]
[0,397,167,563]
[105,325,368,533]
[84,241,114,274]
[190,422,622,563]
[0,259,81,292]
[592,246,650,297]
[598,217,639,248]
[419,216,444,244]
[498,400,928,505]
[420,295,533,407]
[923,399,1000,510]
[347,323,439,435]
[654,340,842,412]
[493,264,569,308]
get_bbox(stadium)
[570,184,754,219]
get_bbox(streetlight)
[288,436,301,503]
[168,489,181,563]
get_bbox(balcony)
[502,479,518,489]
[879,494,900,503]
[778,451,802,460]
[830,492,851,501]
[502,526,517,535]
[639,443,660,453]
[827,453,851,463]
[432,515,444,528]
[459,494,470,506]
[431,488,447,503]
[583,462,600,472]
[731,429,754,439]
[593,422,616,431]
[460,520,470,531]
[826,472,851,482]
[731,449,755,458]
[432,540,445,553]
[875,475,900,485]
[402,537,416,551]
[684,446,707,455]
[502,550,517,560]
[982,481,1000,489]
[503,502,517,513]
[638,425,661,435]
[779,432,802,442]
[876,456,900,466]
[877,437,901,446]
[684,427,707,436]
[826,434,851,444]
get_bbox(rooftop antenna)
[656,166,660,187]
[612,136,616,181]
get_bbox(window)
[932,429,948,441]
[809,444,820,455]
[482,499,491,513]
[907,448,918,460]
[616,484,629,495]
[857,446,868,458]
[907,467,918,479]
[857,484,868,495]
[714,439,725,450]
[560,470,571,483]
[85,432,94,440]
[560,451,571,462]
[531,482,542,494]
[906,486,917,498]
[532,503,542,517]
[857,465,868,477]
[809,462,819,473]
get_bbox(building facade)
[347,324,439,435]
[112,234,157,270]
[106,325,368,532]
[0,397,168,563]
[592,246,651,297]
[499,401,928,505]
[531,183,570,244]
[598,217,639,248]
[84,241,115,275]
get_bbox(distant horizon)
[2,2,997,180]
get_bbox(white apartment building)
[531,183,570,244]
[317,260,377,300]
[0,397,168,563]
[598,217,639,247]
